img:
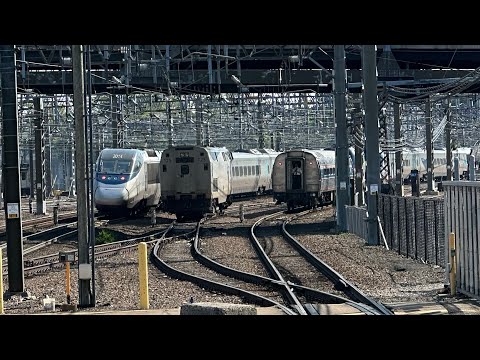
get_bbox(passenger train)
[160,145,278,219]
[272,149,340,211]
[93,148,162,215]
[400,147,471,182]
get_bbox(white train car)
[401,147,471,182]
[272,149,336,211]
[230,149,277,197]
[94,148,162,215]
[160,145,278,219]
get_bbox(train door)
[286,159,304,191]
[223,151,232,196]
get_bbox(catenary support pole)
[334,45,349,231]
[394,102,404,196]
[446,102,452,181]
[72,44,91,307]
[362,45,380,245]
[1,45,25,292]
[425,97,436,194]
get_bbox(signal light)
[101,176,106,180]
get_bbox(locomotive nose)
[94,187,130,206]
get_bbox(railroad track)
[1,220,176,276]
[0,210,78,234]
[151,219,297,315]
[280,210,393,315]
[152,208,389,315]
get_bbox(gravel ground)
[287,207,446,304]
[0,198,451,314]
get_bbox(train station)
[1,45,480,316]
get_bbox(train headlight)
[120,176,125,180]
[278,162,282,166]
[101,176,106,180]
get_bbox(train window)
[163,165,167,172]
[200,153,204,156]
[166,153,170,158]
[213,178,218,190]
[181,165,189,175]
[21,172,26,180]
[235,167,239,176]
[111,160,131,174]
[244,166,248,176]
[134,161,141,172]
[99,160,115,173]
[248,166,251,176]
[256,165,259,175]
[131,160,141,176]
[204,164,208,171]
[222,153,227,161]
[209,151,218,160]
[240,167,244,176]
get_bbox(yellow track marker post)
[449,232,457,296]
[66,261,71,304]
[138,242,149,310]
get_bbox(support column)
[205,119,211,147]
[394,103,404,196]
[468,154,475,180]
[69,131,76,197]
[195,97,202,146]
[275,131,281,152]
[353,94,364,206]
[453,157,459,180]
[1,44,25,293]
[111,94,118,148]
[167,97,173,147]
[72,44,92,307]
[28,127,34,198]
[237,46,243,150]
[117,96,124,148]
[34,98,46,215]
[258,94,265,149]
[446,102,452,181]
[45,108,52,197]
[425,97,437,194]
[362,45,380,245]
[334,45,349,231]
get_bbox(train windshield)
[97,151,139,175]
